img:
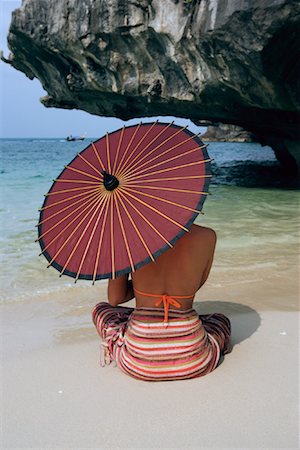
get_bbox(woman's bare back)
[132,224,216,310]
[94,224,231,381]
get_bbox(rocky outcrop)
[2,0,300,175]
[201,124,256,143]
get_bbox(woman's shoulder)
[190,224,217,242]
[178,224,216,255]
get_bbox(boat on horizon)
[66,134,85,142]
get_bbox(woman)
[92,224,231,381]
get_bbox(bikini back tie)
[134,287,195,324]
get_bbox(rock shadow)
[193,300,261,348]
[211,161,299,189]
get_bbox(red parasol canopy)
[37,121,212,282]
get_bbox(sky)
[0,0,205,138]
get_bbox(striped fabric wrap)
[92,302,231,382]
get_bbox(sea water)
[0,138,299,308]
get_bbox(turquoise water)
[0,138,299,304]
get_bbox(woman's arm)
[107,274,134,307]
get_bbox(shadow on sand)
[193,300,261,348]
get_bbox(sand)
[1,275,299,450]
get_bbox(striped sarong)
[92,302,231,382]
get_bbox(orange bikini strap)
[134,288,195,324]
[134,287,194,299]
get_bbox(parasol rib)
[117,121,176,176]
[124,159,212,182]
[116,193,155,263]
[92,196,110,283]
[115,193,135,273]
[117,190,173,249]
[41,187,100,211]
[120,189,189,232]
[115,123,142,176]
[64,165,102,182]
[38,191,104,245]
[51,179,100,185]
[127,174,212,184]
[106,132,111,174]
[124,145,207,180]
[116,121,158,175]
[123,131,203,178]
[46,194,106,267]
[124,184,209,195]
[77,153,103,176]
[74,198,109,282]
[37,188,101,226]
[112,126,125,174]
[91,142,106,171]
[43,185,100,202]
[110,195,115,279]
[122,186,203,214]
[60,196,108,277]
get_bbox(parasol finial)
[101,170,119,191]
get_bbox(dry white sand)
[2,279,299,450]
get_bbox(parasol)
[37,121,212,282]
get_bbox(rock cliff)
[201,124,256,143]
[3,0,300,174]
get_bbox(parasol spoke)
[41,187,100,211]
[43,185,100,201]
[51,179,100,185]
[91,142,106,171]
[46,194,106,267]
[120,189,190,232]
[114,193,135,272]
[124,184,209,195]
[117,190,173,249]
[110,194,116,279]
[116,121,158,175]
[122,186,204,214]
[124,159,212,182]
[116,192,155,263]
[106,132,111,174]
[115,122,142,176]
[112,126,125,174]
[37,191,104,244]
[123,131,203,178]
[127,174,212,184]
[117,121,176,176]
[124,145,206,180]
[37,188,102,226]
[92,196,111,283]
[64,165,102,182]
[74,198,109,282]
[77,152,103,176]
[60,195,108,277]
